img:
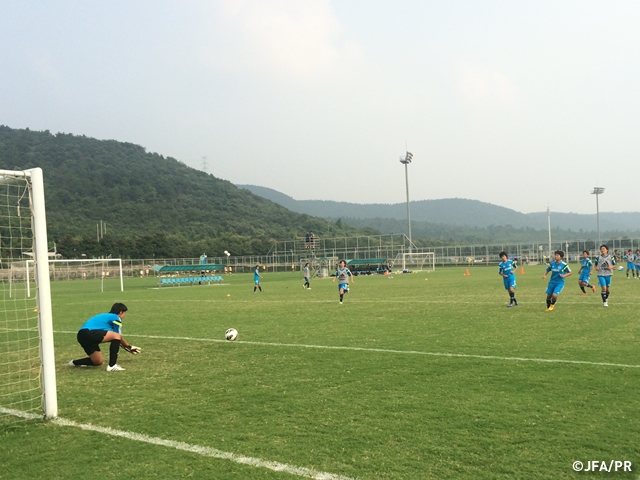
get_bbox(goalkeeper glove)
[122,345,141,354]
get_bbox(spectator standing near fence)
[305,232,310,249]
[254,265,263,293]
[309,232,315,249]
[595,245,615,307]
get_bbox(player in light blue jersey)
[303,262,311,289]
[332,260,354,304]
[625,249,637,279]
[542,251,572,311]
[595,245,615,307]
[498,252,518,307]
[635,249,640,279]
[577,250,596,295]
[253,265,263,292]
[69,303,140,372]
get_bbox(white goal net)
[400,252,436,272]
[0,168,57,421]
[22,258,124,295]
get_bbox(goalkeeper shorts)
[77,328,108,355]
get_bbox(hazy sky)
[1,1,639,214]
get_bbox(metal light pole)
[591,187,605,247]
[399,152,413,252]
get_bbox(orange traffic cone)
[520,267,525,274]
[464,269,470,276]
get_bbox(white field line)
[0,407,356,480]
[55,330,640,369]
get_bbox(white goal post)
[401,252,436,272]
[23,258,124,296]
[0,168,57,419]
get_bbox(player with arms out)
[542,250,572,311]
[69,303,140,372]
[498,252,518,307]
[253,265,263,292]
[578,250,597,295]
[332,260,354,305]
[595,245,616,306]
[303,262,311,289]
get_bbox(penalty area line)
[0,407,356,480]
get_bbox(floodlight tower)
[399,151,413,252]
[591,187,605,247]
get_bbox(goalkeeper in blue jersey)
[332,260,354,304]
[542,251,572,311]
[69,303,140,372]
[578,250,596,295]
[498,252,518,307]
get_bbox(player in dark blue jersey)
[69,303,140,372]
[498,252,518,307]
[542,251,572,311]
[577,250,596,295]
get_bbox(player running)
[332,260,354,304]
[498,252,518,307]
[542,250,572,311]
[623,249,636,279]
[595,245,615,307]
[577,250,596,295]
[634,249,640,280]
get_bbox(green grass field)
[2,266,639,479]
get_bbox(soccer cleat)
[582,292,587,296]
[603,302,608,307]
[507,303,513,307]
[548,304,555,311]
[514,301,518,306]
[591,285,596,293]
[106,364,125,372]
[307,288,311,290]
[339,301,343,305]
[68,360,76,367]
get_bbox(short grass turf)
[2,265,639,479]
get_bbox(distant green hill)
[238,184,640,242]
[0,126,359,257]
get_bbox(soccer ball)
[225,328,238,341]
[617,266,624,271]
